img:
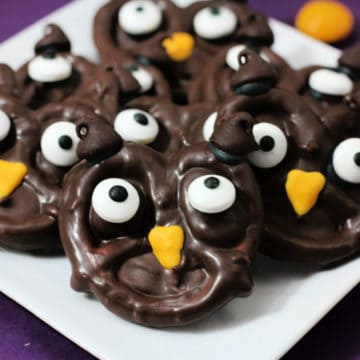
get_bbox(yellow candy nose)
[0,160,27,201]
[285,169,326,217]
[162,32,194,62]
[148,225,184,269]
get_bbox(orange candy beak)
[162,32,195,62]
[148,225,184,269]
[0,160,27,201]
[285,169,326,217]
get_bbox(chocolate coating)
[59,125,263,326]
[16,24,96,110]
[189,45,300,103]
[210,89,360,265]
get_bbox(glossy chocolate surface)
[211,89,360,265]
[59,119,263,327]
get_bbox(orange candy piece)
[295,1,354,43]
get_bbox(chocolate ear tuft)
[35,24,71,55]
[210,112,259,156]
[0,64,19,96]
[75,114,123,165]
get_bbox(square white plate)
[0,1,359,359]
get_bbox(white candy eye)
[202,112,217,141]
[309,69,353,97]
[332,138,360,184]
[193,6,237,40]
[92,178,140,223]
[128,65,154,93]
[226,45,247,71]
[247,123,287,168]
[0,110,11,141]
[28,54,72,83]
[114,109,159,144]
[119,0,162,35]
[188,174,236,214]
[41,121,80,167]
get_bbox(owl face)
[185,0,273,55]
[94,0,194,66]
[210,89,360,265]
[0,101,93,252]
[59,120,262,327]
[16,24,96,110]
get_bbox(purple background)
[0,0,359,359]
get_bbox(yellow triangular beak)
[148,225,184,269]
[0,160,27,201]
[285,169,326,216]
[162,32,195,62]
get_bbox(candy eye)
[332,138,360,184]
[127,65,154,93]
[309,69,353,97]
[247,123,288,168]
[188,174,236,214]
[226,45,248,71]
[119,0,162,36]
[28,52,72,83]
[41,121,80,167]
[0,110,11,141]
[193,6,237,40]
[202,112,217,141]
[114,109,159,144]
[92,178,140,223]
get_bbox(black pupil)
[259,136,275,152]
[354,152,360,166]
[210,7,220,15]
[58,135,73,150]
[109,185,128,202]
[42,48,57,59]
[134,113,149,125]
[136,6,144,12]
[204,176,220,189]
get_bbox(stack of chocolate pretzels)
[0,0,359,328]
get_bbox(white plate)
[0,1,359,359]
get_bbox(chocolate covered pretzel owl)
[16,24,96,110]
[210,89,360,265]
[59,116,262,327]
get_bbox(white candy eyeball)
[247,122,287,168]
[41,121,80,167]
[114,109,159,145]
[202,112,217,141]
[28,54,72,83]
[128,65,154,93]
[0,109,11,141]
[193,6,237,40]
[309,69,353,97]
[226,45,247,71]
[188,174,236,214]
[92,178,140,223]
[119,0,162,36]
[332,138,360,184]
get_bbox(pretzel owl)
[210,89,360,265]
[0,75,113,251]
[59,115,262,327]
[16,24,96,110]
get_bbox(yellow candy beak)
[285,169,326,217]
[162,32,195,62]
[148,225,184,270]
[0,160,27,201]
